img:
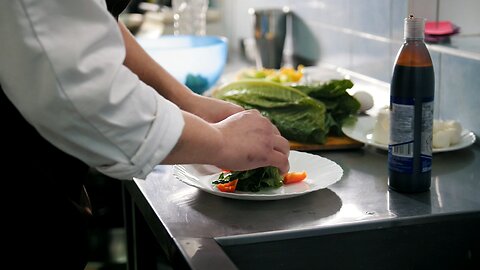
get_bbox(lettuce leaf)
[214,80,330,144]
[213,166,283,192]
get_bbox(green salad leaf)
[293,79,354,98]
[292,80,360,135]
[213,79,359,143]
[213,167,283,192]
[213,80,331,144]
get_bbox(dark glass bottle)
[388,15,434,193]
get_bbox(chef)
[0,0,289,268]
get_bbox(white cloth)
[0,0,185,180]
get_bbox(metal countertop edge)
[174,237,238,270]
[214,210,480,246]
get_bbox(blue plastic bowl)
[137,35,228,94]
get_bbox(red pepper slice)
[216,179,238,193]
[283,171,307,184]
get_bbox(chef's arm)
[117,22,244,123]
[118,22,195,106]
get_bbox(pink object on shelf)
[425,20,455,35]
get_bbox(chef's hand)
[163,109,290,175]
[212,109,290,174]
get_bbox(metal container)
[250,7,289,69]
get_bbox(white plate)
[173,151,343,200]
[342,116,476,153]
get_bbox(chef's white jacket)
[0,0,185,179]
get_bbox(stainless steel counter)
[122,54,479,269]
[123,143,480,269]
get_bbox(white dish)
[342,116,476,153]
[173,151,343,200]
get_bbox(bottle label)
[389,98,433,173]
[421,101,434,158]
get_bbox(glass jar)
[172,0,209,35]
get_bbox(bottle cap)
[404,15,426,40]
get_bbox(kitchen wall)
[219,0,480,139]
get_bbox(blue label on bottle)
[421,154,432,172]
[388,148,413,173]
[388,98,433,174]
